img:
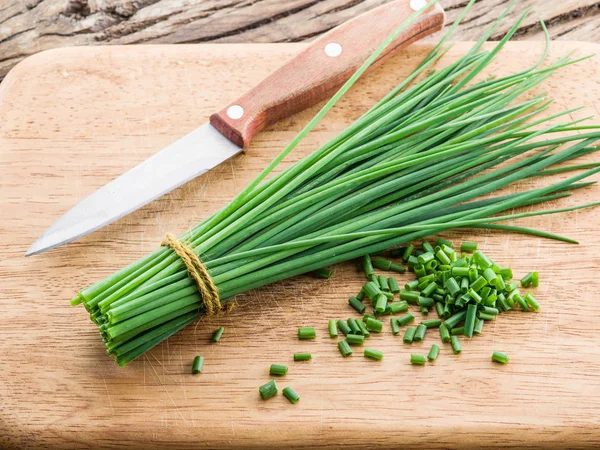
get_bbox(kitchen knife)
[26,0,445,256]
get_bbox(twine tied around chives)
[161,233,233,315]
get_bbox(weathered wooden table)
[1,0,599,80]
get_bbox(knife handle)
[209,0,445,148]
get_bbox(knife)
[26,0,445,256]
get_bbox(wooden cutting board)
[1,41,599,449]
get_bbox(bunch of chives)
[71,0,600,366]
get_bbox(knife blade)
[27,0,445,256]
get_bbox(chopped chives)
[388,277,400,294]
[356,289,365,301]
[450,336,462,354]
[421,319,442,328]
[422,282,437,297]
[532,271,539,288]
[436,250,452,266]
[445,278,461,295]
[468,267,478,283]
[337,320,351,336]
[363,313,375,322]
[298,327,316,339]
[364,348,383,360]
[413,324,427,341]
[451,326,465,336]
[491,276,506,291]
[390,318,400,335]
[365,317,383,333]
[414,264,427,278]
[390,301,409,314]
[381,291,394,300]
[259,380,278,400]
[444,311,467,329]
[348,296,366,313]
[436,238,453,248]
[212,326,225,342]
[513,294,529,311]
[435,302,444,318]
[420,306,429,316]
[282,386,300,404]
[492,351,509,364]
[422,242,435,254]
[499,268,513,280]
[468,288,482,303]
[473,250,493,269]
[397,313,415,326]
[192,355,204,374]
[356,319,370,337]
[471,276,488,292]
[375,293,388,313]
[402,244,414,261]
[418,297,434,308]
[390,247,405,258]
[481,306,499,315]
[418,252,435,265]
[363,281,380,300]
[405,280,420,291]
[400,290,420,304]
[473,317,484,335]
[477,312,496,321]
[460,277,470,293]
[439,324,450,343]
[464,303,477,338]
[427,344,440,361]
[410,354,426,365]
[362,255,374,280]
[520,272,533,287]
[269,364,288,376]
[403,326,417,343]
[328,320,338,337]
[347,318,361,335]
[338,340,352,357]
[524,293,540,311]
[407,256,419,269]
[346,334,365,345]
[378,275,390,292]
[313,268,333,279]
[294,352,312,361]
[461,242,478,253]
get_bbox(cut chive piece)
[427,344,440,361]
[524,293,540,311]
[464,303,477,338]
[436,238,453,248]
[298,327,316,339]
[422,282,437,297]
[348,296,365,314]
[461,242,478,253]
[413,324,427,342]
[364,348,383,360]
[444,311,467,329]
[418,297,434,308]
[481,306,499,315]
[436,250,451,266]
[365,317,383,333]
[468,288,482,304]
[212,327,225,342]
[410,354,426,365]
[473,317,484,335]
[403,326,417,343]
[532,272,539,288]
[398,313,415,326]
[439,324,450,343]
[259,380,278,400]
[328,320,338,337]
[421,319,442,328]
[362,281,380,300]
[391,318,400,335]
[435,302,444,318]
[269,364,288,376]
[356,319,370,337]
[450,336,462,354]
[390,301,409,314]
[451,326,465,336]
[192,356,204,374]
[338,340,352,357]
[362,255,374,280]
[405,280,420,291]
[282,386,300,404]
[492,351,509,364]
[477,312,496,321]
[422,242,435,254]
[388,277,400,294]
[347,318,361,335]
[445,278,461,296]
[473,250,493,269]
[407,256,419,269]
[460,277,470,293]
[471,276,488,292]
[400,290,420,304]
[294,352,312,361]
[499,268,513,280]
[375,293,388,313]
[346,334,365,345]
[357,289,365,301]
[378,275,390,292]
[372,257,406,273]
[513,294,529,311]
[402,244,414,261]
[313,268,333,279]
[520,272,533,288]
[337,320,351,336]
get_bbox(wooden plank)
[0,41,600,449]
[1,0,600,80]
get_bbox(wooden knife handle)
[209,1,445,148]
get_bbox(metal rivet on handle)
[324,42,343,57]
[227,105,244,120]
[410,0,427,11]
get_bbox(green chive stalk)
[72,0,599,366]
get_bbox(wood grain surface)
[1,41,600,449]
[1,0,600,81]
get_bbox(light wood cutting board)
[1,42,599,449]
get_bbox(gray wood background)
[1,0,599,80]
